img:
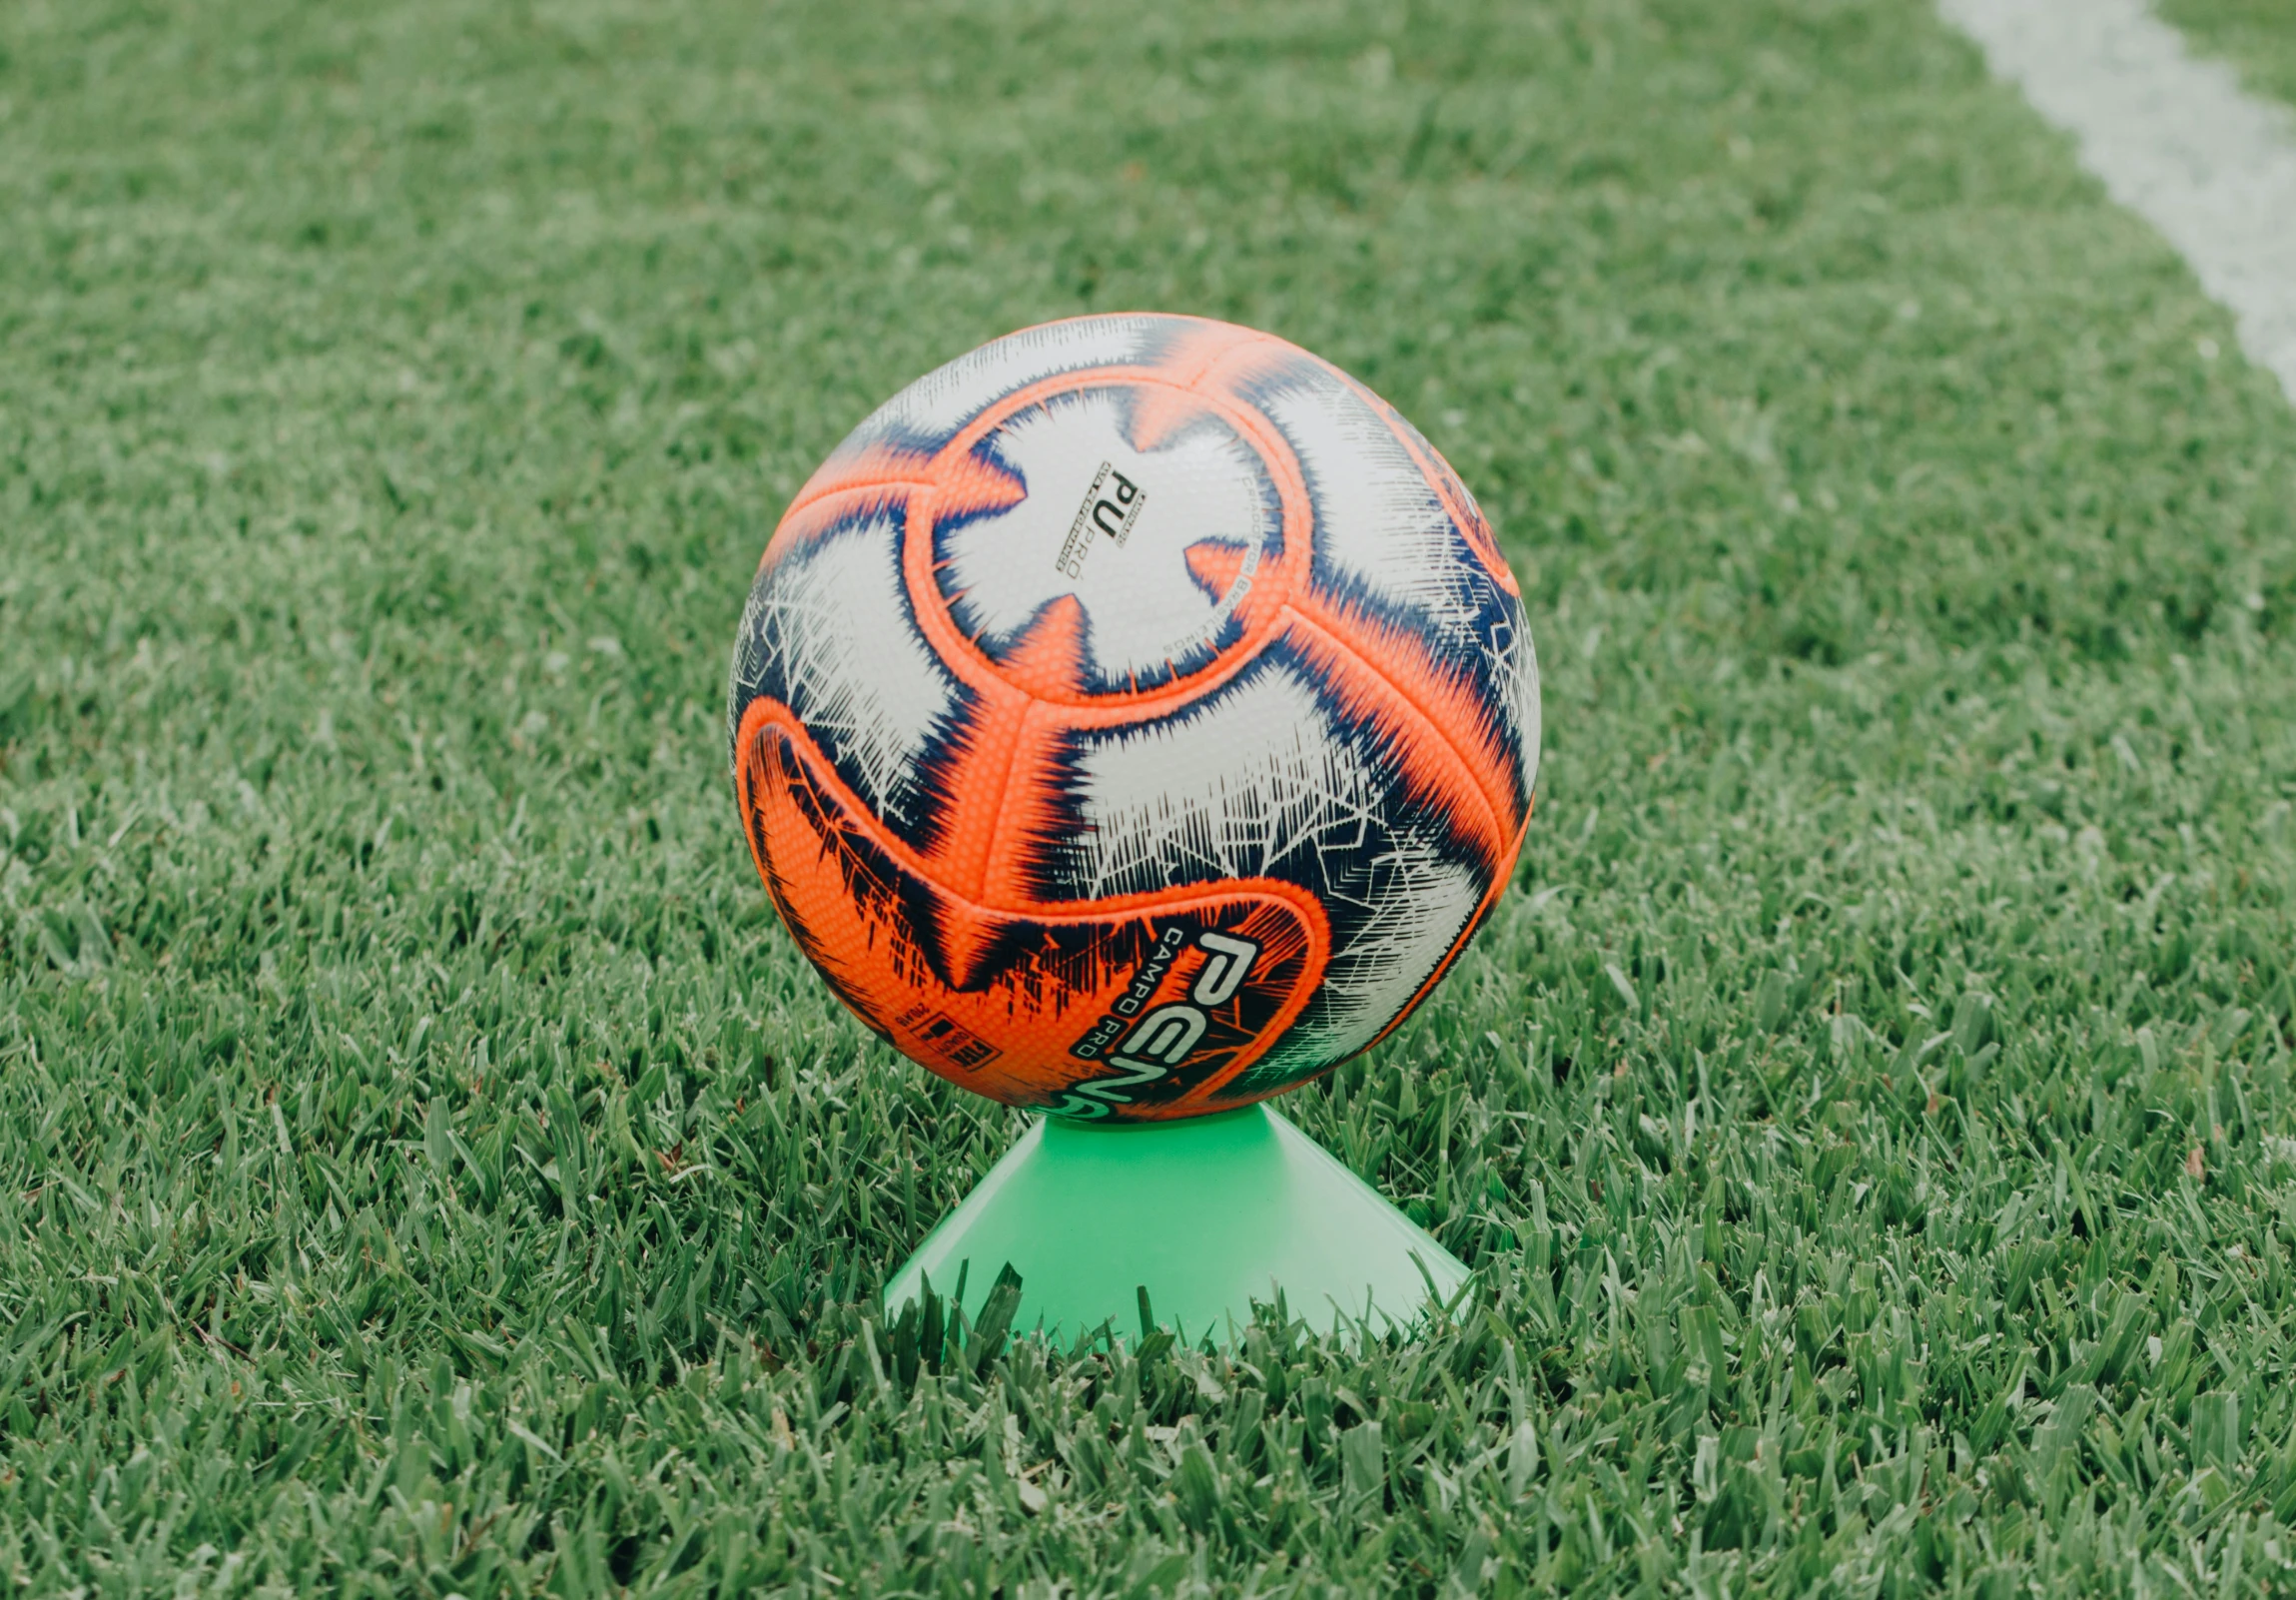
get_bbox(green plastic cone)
[884,1104,1470,1343]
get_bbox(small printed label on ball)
[893,1003,1004,1072]
[1053,461,1145,579]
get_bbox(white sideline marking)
[1939,0,2296,405]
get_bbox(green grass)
[5,0,2296,1592]
[2163,0,2296,113]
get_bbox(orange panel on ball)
[735,705,1331,1120]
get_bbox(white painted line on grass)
[1939,0,2296,405]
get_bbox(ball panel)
[1045,645,1513,1104]
[1276,601,1518,875]
[933,386,1279,695]
[1259,373,1484,636]
[1365,392,1544,810]
[1253,363,1540,818]
[735,709,1333,1118]
[727,499,967,845]
[1051,658,1380,905]
[1217,820,1491,1100]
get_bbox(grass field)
[6,0,2296,1592]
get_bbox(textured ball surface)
[728,315,1538,1121]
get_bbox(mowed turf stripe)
[1940,0,2296,403]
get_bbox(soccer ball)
[728,315,1538,1122]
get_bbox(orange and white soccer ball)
[728,315,1538,1122]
